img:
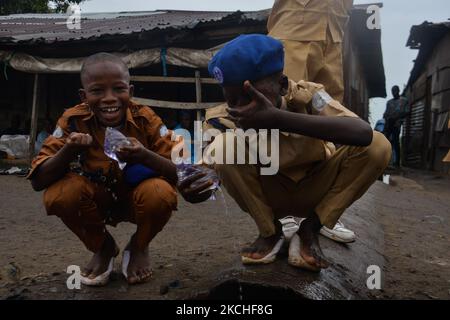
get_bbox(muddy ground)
[0,168,449,300]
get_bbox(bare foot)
[241,222,283,260]
[298,214,330,269]
[124,236,152,285]
[81,233,119,279]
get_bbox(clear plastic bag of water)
[104,127,131,170]
[176,161,220,200]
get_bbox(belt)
[71,167,119,202]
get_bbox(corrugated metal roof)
[0,6,386,98]
[0,9,269,44]
[406,21,450,48]
[406,21,450,87]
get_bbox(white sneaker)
[279,216,300,241]
[320,220,356,243]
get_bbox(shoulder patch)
[159,125,169,137]
[52,126,64,139]
[312,90,333,112]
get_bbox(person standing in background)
[383,85,409,168]
[267,0,353,104]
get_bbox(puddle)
[193,279,305,300]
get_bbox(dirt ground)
[371,169,450,300]
[0,167,449,300]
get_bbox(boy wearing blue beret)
[205,34,391,271]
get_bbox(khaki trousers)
[43,173,177,252]
[279,36,345,103]
[214,132,391,237]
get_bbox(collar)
[125,106,139,129]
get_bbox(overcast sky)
[79,0,450,125]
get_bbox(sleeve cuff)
[26,155,52,179]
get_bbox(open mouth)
[98,106,123,124]
[100,106,121,114]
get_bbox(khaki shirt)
[267,0,354,43]
[204,79,358,182]
[384,97,409,128]
[29,101,178,183]
[444,151,450,162]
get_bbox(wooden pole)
[29,74,39,164]
[194,70,203,164]
[132,97,222,110]
[195,70,202,122]
[131,75,218,84]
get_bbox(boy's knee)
[205,131,250,166]
[133,178,177,218]
[212,131,257,178]
[214,162,234,180]
[43,174,93,217]
[366,131,392,170]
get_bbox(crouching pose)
[29,53,214,285]
[204,35,391,271]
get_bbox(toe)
[301,252,318,266]
[89,267,104,279]
[130,270,151,284]
[140,270,152,283]
[127,272,139,284]
[313,255,329,269]
[89,266,103,279]
[81,268,92,277]
[88,273,97,280]
[241,246,255,255]
[251,251,265,260]
[143,269,152,279]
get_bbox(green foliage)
[0,0,85,15]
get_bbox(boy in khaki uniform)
[29,53,215,285]
[267,0,354,103]
[205,34,391,271]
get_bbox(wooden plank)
[130,75,219,85]
[29,74,40,164]
[195,70,202,122]
[132,97,223,110]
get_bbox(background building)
[0,5,386,158]
[403,21,450,172]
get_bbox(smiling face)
[79,60,134,128]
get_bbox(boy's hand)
[227,80,279,130]
[65,132,93,151]
[177,166,218,203]
[116,137,149,164]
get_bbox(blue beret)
[208,34,284,86]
